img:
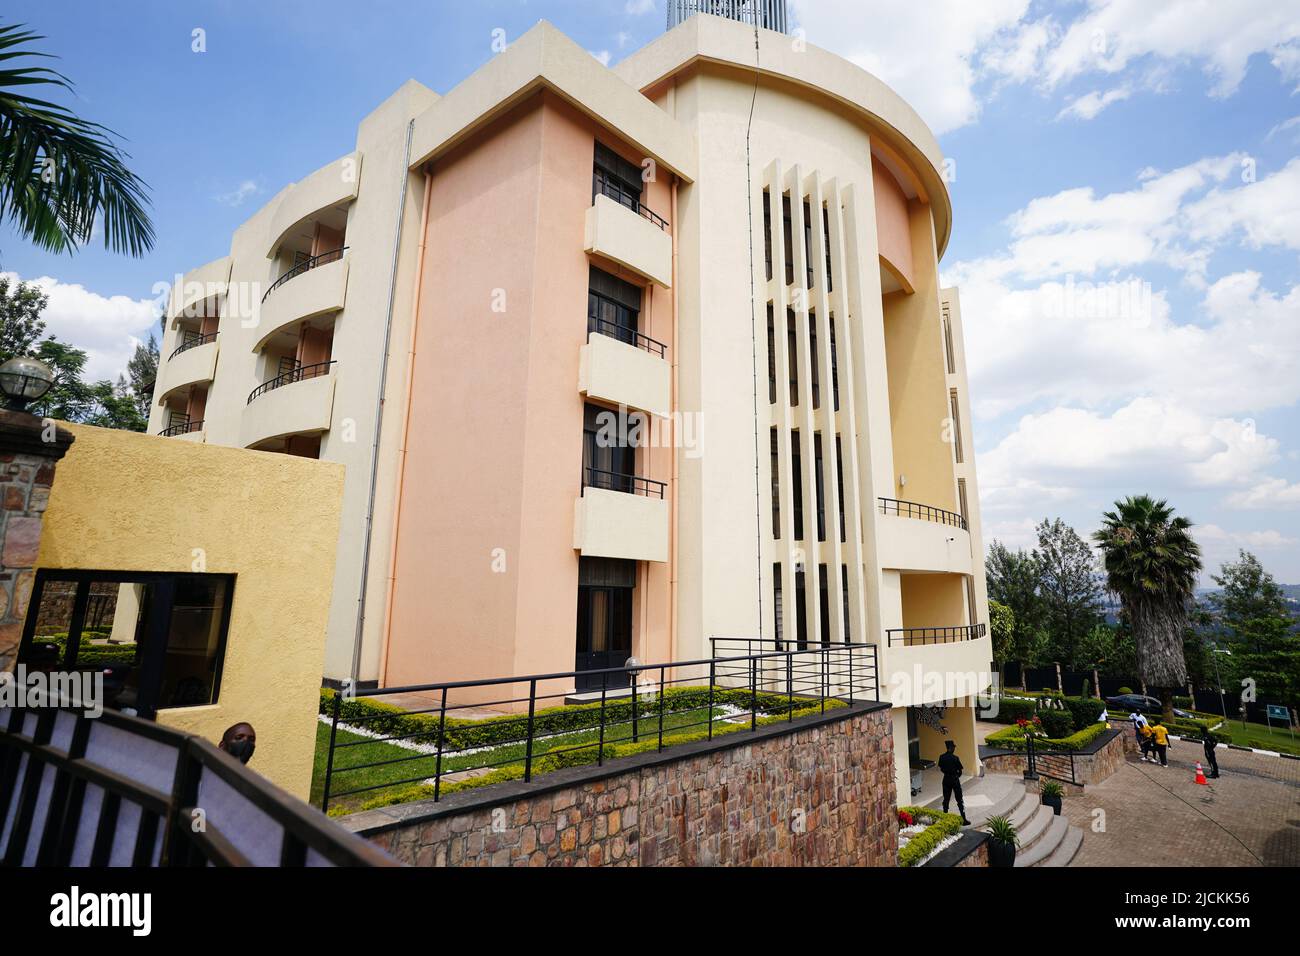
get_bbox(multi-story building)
[150,11,993,799]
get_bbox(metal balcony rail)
[262,246,348,303]
[0,705,397,866]
[886,623,986,647]
[583,466,667,499]
[320,642,878,812]
[593,172,669,230]
[247,359,336,404]
[169,330,217,360]
[878,497,968,530]
[588,314,668,359]
[159,419,203,437]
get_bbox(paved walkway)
[1059,746,1300,866]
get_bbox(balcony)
[168,256,231,325]
[266,151,361,258]
[155,335,218,405]
[875,497,973,574]
[579,322,670,418]
[158,419,205,442]
[255,249,349,351]
[883,624,992,707]
[573,468,668,563]
[240,360,336,449]
[584,193,672,289]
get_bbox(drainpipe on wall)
[349,119,415,691]
[670,173,680,661]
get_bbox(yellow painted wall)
[900,572,968,628]
[916,702,977,769]
[36,424,345,799]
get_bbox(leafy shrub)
[1063,695,1104,728]
[1117,686,1134,695]
[984,721,1108,752]
[1039,779,1064,799]
[897,805,963,867]
[987,696,1037,724]
[985,814,1019,847]
[1037,707,1075,738]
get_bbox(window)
[794,567,808,650]
[808,311,820,410]
[835,435,846,543]
[766,304,777,405]
[763,189,773,281]
[814,433,826,543]
[770,428,781,539]
[786,308,799,406]
[588,266,643,348]
[841,565,851,642]
[942,305,956,375]
[949,389,964,464]
[17,570,234,719]
[818,564,830,645]
[782,195,795,286]
[594,142,644,211]
[583,402,639,493]
[823,204,834,292]
[829,313,840,411]
[772,563,783,649]
[791,430,804,541]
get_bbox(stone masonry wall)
[361,705,898,867]
[0,412,74,672]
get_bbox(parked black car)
[1105,693,1192,719]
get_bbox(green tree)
[0,23,154,257]
[1208,551,1294,653]
[0,275,48,359]
[1093,495,1203,718]
[124,331,157,420]
[1035,518,1104,667]
[30,337,93,421]
[986,540,1047,679]
[84,376,147,431]
[988,599,1016,686]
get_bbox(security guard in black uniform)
[937,739,970,825]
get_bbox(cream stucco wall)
[36,424,345,799]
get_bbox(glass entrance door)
[575,585,633,691]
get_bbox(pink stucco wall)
[872,157,914,290]
[384,92,676,700]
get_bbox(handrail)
[878,497,968,531]
[262,246,348,303]
[886,623,986,647]
[583,466,666,499]
[169,330,217,360]
[247,359,336,404]
[159,419,203,437]
[587,314,668,358]
[592,172,669,230]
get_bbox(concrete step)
[966,779,1023,827]
[1007,790,1039,831]
[1039,824,1084,867]
[1015,803,1054,849]
[1015,814,1069,867]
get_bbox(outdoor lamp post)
[0,356,53,412]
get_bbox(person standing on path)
[1202,728,1220,778]
[937,740,970,825]
[1151,721,1171,767]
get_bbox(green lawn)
[1214,719,1300,756]
[310,704,733,814]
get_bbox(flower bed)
[897,806,964,867]
[984,720,1110,752]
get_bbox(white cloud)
[214,179,259,207]
[2,272,160,382]
[590,49,612,66]
[1182,157,1300,253]
[626,0,656,15]
[1264,115,1300,141]
[1055,86,1130,121]
[790,0,1030,134]
[1226,478,1300,511]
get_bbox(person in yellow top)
[1137,722,1156,763]
[1150,722,1171,767]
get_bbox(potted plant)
[985,814,1019,867]
[1040,779,1064,815]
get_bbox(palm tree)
[1093,495,1202,718]
[0,23,153,257]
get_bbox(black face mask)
[225,739,255,764]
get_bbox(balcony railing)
[593,172,669,230]
[262,247,348,303]
[879,497,968,531]
[159,419,204,437]
[169,330,217,360]
[587,314,668,358]
[247,359,336,404]
[886,623,986,647]
[583,466,666,499]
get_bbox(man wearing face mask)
[218,723,257,765]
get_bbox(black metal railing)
[247,359,336,404]
[159,419,204,437]
[886,623,986,647]
[262,247,348,303]
[878,497,968,530]
[582,466,666,499]
[588,314,668,358]
[169,330,218,360]
[1025,734,1079,785]
[593,172,669,230]
[320,642,878,812]
[0,704,397,866]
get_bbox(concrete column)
[0,410,75,671]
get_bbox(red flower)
[898,810,914,826]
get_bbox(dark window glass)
[786,308,799,406]
[782,195,794,286]
[791,431,804,542]
[588,266,642,348]
[583,402,638,493]
[763,190,773,281]
[835,435,846,543]
[814,433,826,543]
[770,428,781,540]
[766,304,776,405]
[593,142,644,210]
[818,564,830,645]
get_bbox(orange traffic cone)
[1194,762,1208,785]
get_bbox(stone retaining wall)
[348,702,898,867]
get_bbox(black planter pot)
[988,838,1016,868]
[1041,794,1063,815]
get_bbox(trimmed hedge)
[984,720,1109,753]
[330,694,847,816]
[897,806,964,867]
[1037,708,1074,739]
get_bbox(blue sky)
[5,0,1300,583]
